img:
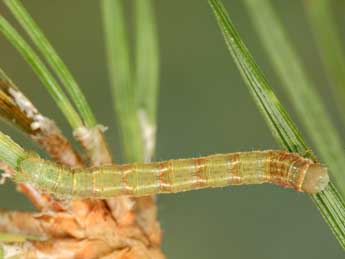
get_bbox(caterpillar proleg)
[14,150,329,199]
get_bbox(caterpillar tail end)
[302,164,329,194]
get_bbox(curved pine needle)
[0,72,82,167]
[135,0,160,125]
[102,0,144,163]
[135,0,159,162]
[208,0,345,249]
[0,16,82,129]
[304,0,345,119]
[4,0,97,128]
[243,0,345,198]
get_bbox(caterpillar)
[13,150,329,199]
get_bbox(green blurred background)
[0,1,344,258]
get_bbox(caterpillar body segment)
[15,150,329,199]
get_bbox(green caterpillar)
[13,150,329,199]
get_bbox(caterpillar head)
[302,163,329,194]
[15,152,41,183]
